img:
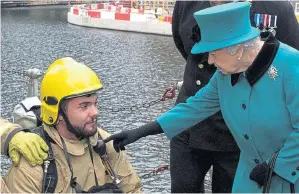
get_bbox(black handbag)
[263,152,296,193]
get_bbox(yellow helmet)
[40,57,103,125]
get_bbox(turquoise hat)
[191,2,260,54]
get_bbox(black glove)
[86,183,122,193]
[249,162,269,186]
[104,121,163,152]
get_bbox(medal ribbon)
[254,13,261,27]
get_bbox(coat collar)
[231,34,280,86]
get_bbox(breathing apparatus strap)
[31,126,57,193]
[59,135,101,192]
[59,135,84,193]
[87,138,99,186]
[94,133,122,185]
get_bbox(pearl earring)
[237,57,241,61]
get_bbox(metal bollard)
[25,68,43,97]
[176,81,183,92]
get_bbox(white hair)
[225,37,259,56]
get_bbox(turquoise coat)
[157,36,299,192]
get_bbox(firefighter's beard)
[70,118,98,138]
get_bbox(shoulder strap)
[30,106,42,127]
[94,133,122,185]
[32,126,58,193]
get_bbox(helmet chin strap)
[59,107,85,140]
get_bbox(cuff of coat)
[4,128,30,156]
[156,116,183,140]
[274,156,299,184]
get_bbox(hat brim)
[191,27,260,54]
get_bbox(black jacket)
[172,1,299,151]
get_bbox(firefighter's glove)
[9,131,49,166]
[249,162,269,187]
[104,121,163,152]
[87,183,122,193]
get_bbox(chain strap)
[1,67,46,77]
[140,164,212,189]
[1,67,27,76]
[2,67,30,94]
[99,98,163,113]
[99,87,176,113]
[140,164,169,179]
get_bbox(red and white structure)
[68,3,172,36]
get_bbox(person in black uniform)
[169,1,299,193]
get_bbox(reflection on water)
[1,6,211,192]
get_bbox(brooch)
[268,65,278,80]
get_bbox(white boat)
[67,2,173,36]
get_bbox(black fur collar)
[231,34,280,86]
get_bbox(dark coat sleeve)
[172,1,188,61]
[273,1,299,50]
